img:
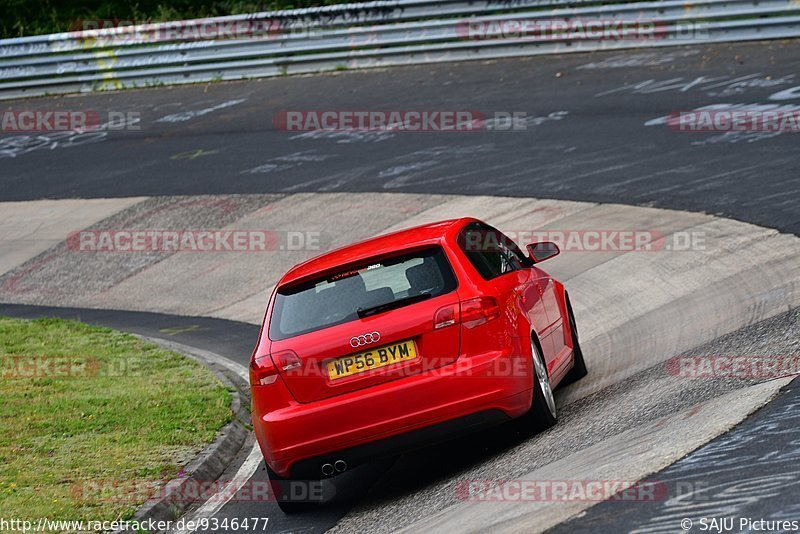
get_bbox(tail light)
[460,297,500,328]
[434,305,458,329]
[250,354,278,386]
[275,350,302,372]
[251,351,302,385]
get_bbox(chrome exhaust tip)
[321,463,334,476]
[334,460,347,473]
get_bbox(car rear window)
[269,247,457,340]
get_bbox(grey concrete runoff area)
[0,37,798,533]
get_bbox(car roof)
[280,217,476,286]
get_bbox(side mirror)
[527,241,560,264]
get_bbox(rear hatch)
[268,246,460,403]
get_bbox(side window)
[458,223,525,280]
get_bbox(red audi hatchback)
[250,218,587,512]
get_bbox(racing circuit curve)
[0,38,799,533]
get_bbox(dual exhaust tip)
[321,460,347,476]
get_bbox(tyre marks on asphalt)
[0,192,452,321]
[0,195,280,308]
[0,197,143,276]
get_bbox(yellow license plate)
[327,340,417,381]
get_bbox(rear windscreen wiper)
[357,293,432,318]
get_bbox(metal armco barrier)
[1,0,799,100]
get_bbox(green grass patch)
[0,317,231,523]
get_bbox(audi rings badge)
[350,332,381,348]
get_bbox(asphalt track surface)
[2,39,800,533]
[554,377,800,534]
[1,40,800,234]
[1,303,798,533]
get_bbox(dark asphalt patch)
[1,41,799,234]
[0,303,259,367]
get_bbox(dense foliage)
[0,0,351,38]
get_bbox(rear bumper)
[251,338,533,478]
[290,409,511,479]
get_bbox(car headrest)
[364,287,394,308]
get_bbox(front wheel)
[517,338,557,435]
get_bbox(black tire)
[562,296,588,385]
[517,336,558,435]
[265,463,322,514]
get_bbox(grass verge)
[0,317,231,524]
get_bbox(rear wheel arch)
[562,291,588,385]
[564,290,578,341]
